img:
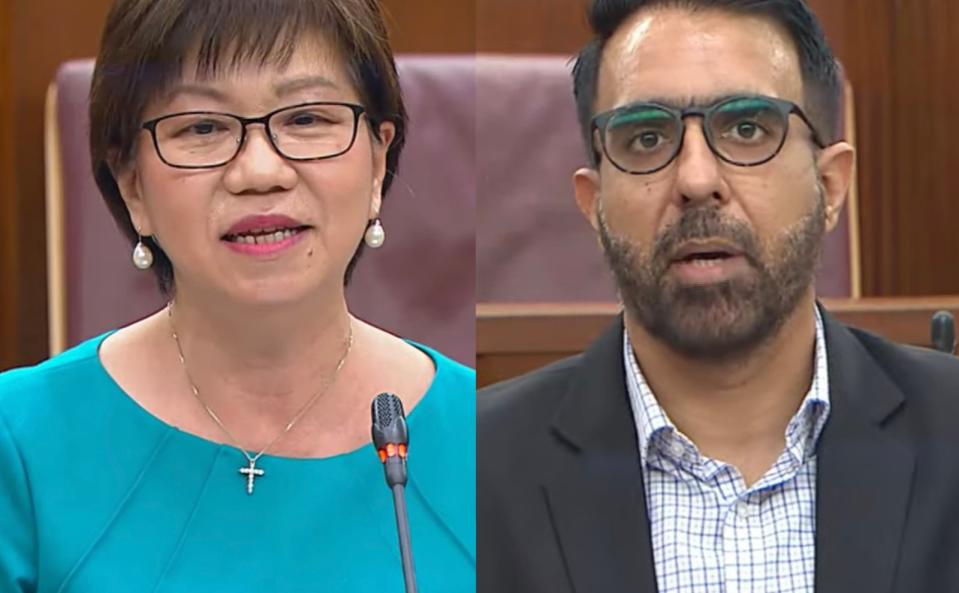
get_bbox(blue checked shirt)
[623,310,830,593]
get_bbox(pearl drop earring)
[364,218,385,249]
[132,236,154,270]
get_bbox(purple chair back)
[475,55,858,303]
[45,56,475,365]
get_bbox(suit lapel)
[543,318,658,593]
[540,310,917,593]
[815,311,915,593]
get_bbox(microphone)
[371,393,418,593]
[931,311,956,354]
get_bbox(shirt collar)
[623,307,831,470]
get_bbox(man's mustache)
[651,209,762,270]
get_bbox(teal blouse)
[0,333,476,592]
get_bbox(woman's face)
[116,35,395,307]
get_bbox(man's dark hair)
[572,0,842,166]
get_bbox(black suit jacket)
[478,310,959,593]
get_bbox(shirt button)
[668,440,685,458]
[737,500,760,519]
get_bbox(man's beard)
[598,194,826,361]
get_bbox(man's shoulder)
[843,323,959,404]
[478,352,585,428]
[476,353,592,488]
[848,323,959,373]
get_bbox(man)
[478,1,959,592]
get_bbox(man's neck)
[627,292,820,485]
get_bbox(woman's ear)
[111,153,153,235]
[368,122,395,219]
[372,121,396,190]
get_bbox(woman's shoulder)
[0,333,112,426]
[407,343,474,447]
[412,342,475,407]
[421,345,475,388]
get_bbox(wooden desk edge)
[477,297,959,354]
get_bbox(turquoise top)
[0,333,476,593]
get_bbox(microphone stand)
[391,484,418,593]
[931,310,956,355]
[371,393,418,593]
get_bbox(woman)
[0,1,475,591]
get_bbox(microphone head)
[931,311,956,354]
[371,393,409,486]
[371,392,409,448]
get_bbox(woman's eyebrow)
[164,83,228,102]
[162,76,340,102]
[273,75,341,96]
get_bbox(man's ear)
[573,166,602,232]
[816,141,855,232]
[111,154,153,235]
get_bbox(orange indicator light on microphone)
[377,443,409,463]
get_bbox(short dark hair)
[572,0,841,166]
[89,0,408,294]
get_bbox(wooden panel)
[803,1,894,296]
[477,298,959,387]
[887,0,959,295]
[383,0,476,53]
[807,0,959,296]
[0,0,16,370]
[478,0,589,53]
[7,0,113,368]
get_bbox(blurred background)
[2,0,959,371]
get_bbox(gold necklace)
[167,305,354,495]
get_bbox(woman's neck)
[165,288,356,419]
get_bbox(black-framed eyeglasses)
[591,94,826,175]
[141,101,367,169]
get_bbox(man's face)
[576,7,851,359]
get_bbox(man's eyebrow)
[273,75,340,96]
[618,93,762,110]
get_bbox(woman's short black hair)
[89,0,408,294]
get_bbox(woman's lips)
[222,226,309,257]
[225,214,306,236]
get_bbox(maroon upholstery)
[51,60,166,348]
[350,56,475,363]
[475,55,855,302]
[48,56,475,365]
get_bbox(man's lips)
[671,240,745,262]
[661,238,754,285]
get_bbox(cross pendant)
[239,459,265,495]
